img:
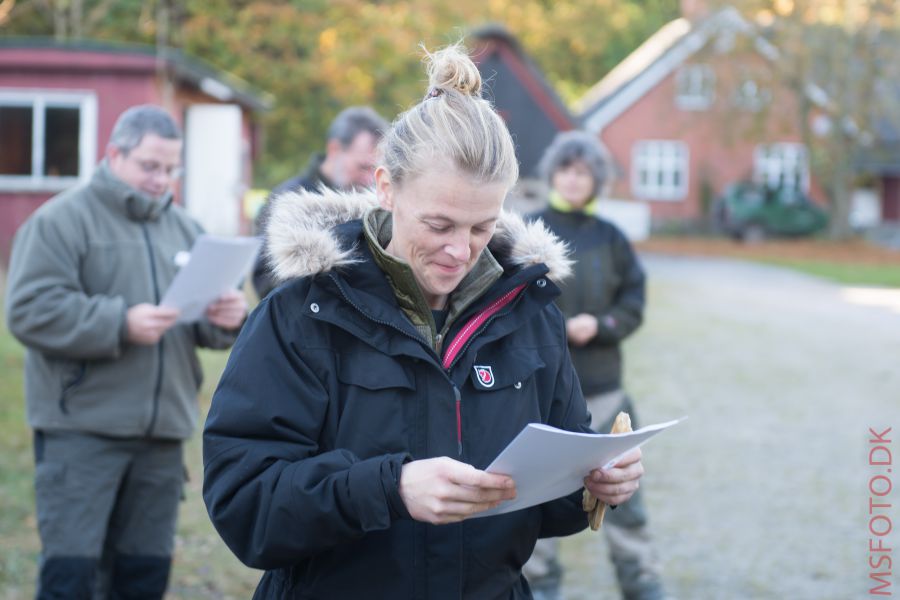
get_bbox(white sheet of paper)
[474,418,684,518]
[160,234,261,323]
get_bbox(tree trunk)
[53,0,67,40]
[826,137,855,239]
[156,0,175,110]
[70,0,82,38]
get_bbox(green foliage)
[2,0,677,187]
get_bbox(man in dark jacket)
[527,131,666,600]
[252,106,389,299]
[203,45,643,599]
[6,105,248,599]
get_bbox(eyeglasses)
[132,157,184,180]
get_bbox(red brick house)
[0,39,271,265]
[576,6,829,226]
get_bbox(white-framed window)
[675,64,715,110]
[754,143,809,193]
[631,140,689,201]
[734,79,771,112]
[0,90,97,192]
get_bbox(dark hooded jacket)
[203,189,593,599]
[533,207,645,396]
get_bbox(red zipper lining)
[441,284,526,370]
[443,283,527,454]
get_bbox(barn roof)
[0,37,272,111]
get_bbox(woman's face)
[376,165,506,310]
[551,160,595,209]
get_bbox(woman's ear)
[375,166,394,211]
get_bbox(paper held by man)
[160,234,261,323]
[475,417,684,518]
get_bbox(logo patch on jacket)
[474,365,495,388]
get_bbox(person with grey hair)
[524,130,668,600]
[252,106,390,299]
[5,104,248,598]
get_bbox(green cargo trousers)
[33,430,183,599]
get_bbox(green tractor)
[714,181,829,242]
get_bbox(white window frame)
[734,79,771,112]
[675,64,715,111]
[631,140,689,201]
[753,143,809,193]
[0,89,97,192]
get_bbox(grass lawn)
[754,258,900,287]
[637,236,900,287]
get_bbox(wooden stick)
[584,411,632,531]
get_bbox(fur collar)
[264,187,572,284]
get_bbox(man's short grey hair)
[327,106,389,147]
[538,130,611,197]
[108,105,181,154]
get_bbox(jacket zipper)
[452,384,462,456]
[443,286,528,458]
[329,273,471,460]
[141,223,165,437]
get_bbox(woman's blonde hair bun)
[379,41,517,188]
[424,43,482,98]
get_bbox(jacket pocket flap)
[469,348,545,391]
[337,352,415,391]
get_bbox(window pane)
[44,106,80,177]
[0,106,34,175]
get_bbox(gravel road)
[559,253,900,600]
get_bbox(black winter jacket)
[533,208,645,396]
[203,189,591,599]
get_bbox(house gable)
[579,7,773,135]
[577,7,828,223]
[471,26,578,177]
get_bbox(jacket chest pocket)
[467,348,545,394]
[334,351,416,456]
[464,348,546,466]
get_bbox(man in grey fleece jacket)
[5,105,247,599]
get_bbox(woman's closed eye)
[425,222,452,233]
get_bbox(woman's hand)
[583,447,643,506]
[399,457,517,524]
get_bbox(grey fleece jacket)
[5,163,239,440]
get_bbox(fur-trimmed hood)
[264,187,572,284]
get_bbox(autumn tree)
[0,0,678,186]
[725,0,900,238]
